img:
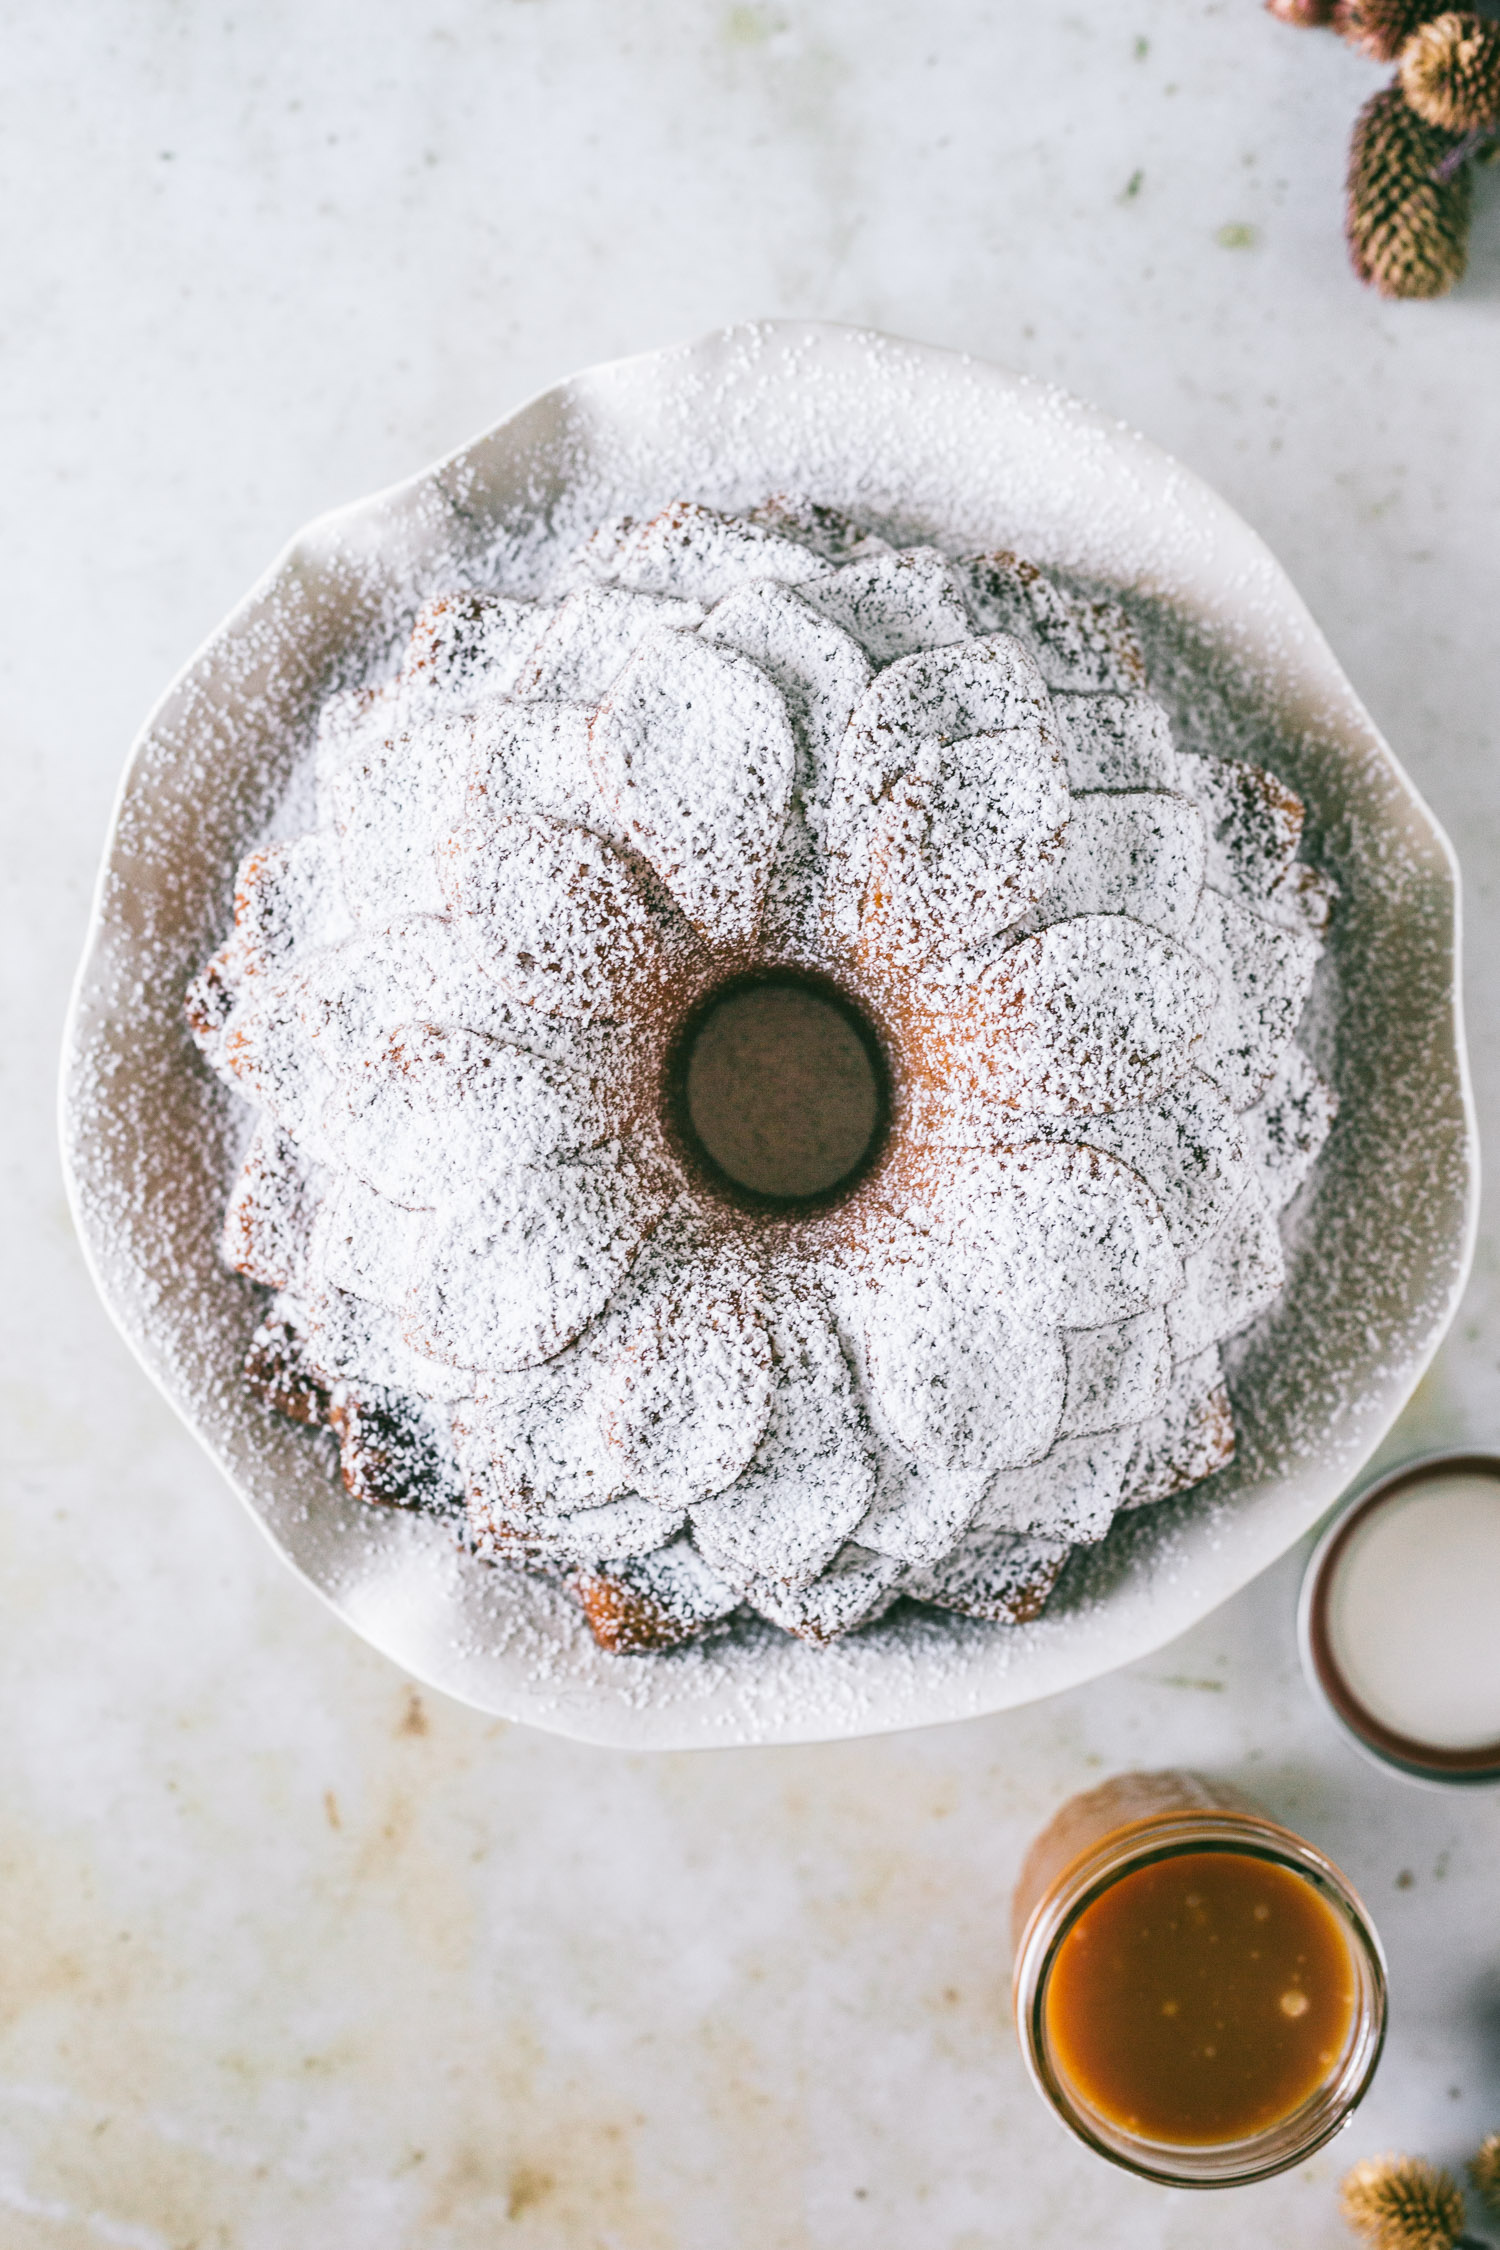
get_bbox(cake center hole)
[678,977,887,1205]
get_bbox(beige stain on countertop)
[0,1452,1415,2250]
[0,1592,1098,2250]
[0,1682,681,2247]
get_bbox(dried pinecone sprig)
[1271,0,1487,295]
[1470,2130,1500,2211]
[1336,0,1447,60]
[1347,81,1472,294]
[1340,2154,1469,2250]
[1400,12,1500,130]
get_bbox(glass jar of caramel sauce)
[1011,1771,1387,2185]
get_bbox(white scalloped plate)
[60,321,1477,1748]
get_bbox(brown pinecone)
[1346,81,1472,296]
[1340,2154,1467,2250]
[1335,0,1445,60]
[1266,0,1336,22]
[1400,12,1500,130]
[1471,2130,1500,2212]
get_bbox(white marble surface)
[7,3,1500,2243]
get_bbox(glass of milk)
[1300,1453,1500,1785]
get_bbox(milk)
[1326,1473,1500,1751]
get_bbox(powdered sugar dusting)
[949,917,1218,1116]
[438,811,674,1023]
[589,629,797,945]
[183,491,1342,1656]
[61,325,1472,1743]
[406,1148,670,1372]
[689,1290,877,1590]
[603,1269,773,1506]
[801,546,973,663]
[862,1269,1065,1475]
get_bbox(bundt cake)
[186,496,1337,1654]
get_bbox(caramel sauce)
[1044,1850,1358,2145]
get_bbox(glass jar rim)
[1012,1808,1388,2188]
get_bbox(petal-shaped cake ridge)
[223,984,342,1161]
[745,1543,906,1641]
[332,717,473,924]
[293,919,615,1074]
[601,1255,774,1507]
[1241,1044,1338,1212]
[919,916,1216,1119]
[849,731,1070,968]
[698,583,875,961]
[855,1455,988,1566]
[1050,691,1181,794]
[290,1284,472,1405]
[1022,1072,1252,1258]
[828,635,1056,863]
[515,584,706,705]
[464,702,612,835]
[314,683,400,816]
[557,1494,689,1564]
[222,1119,324,1291]
[1020,791,1206,941]
[398,590,546,718]
[891,1140,1182,1330]
[1058,1309,1173,1440]
[324,1022,616,1207]
[580,500,830,603]
[455,1355,629,1518]
[232,832,350,978]
[1119,1347,1235,1510]
[799,547,973,663]
[193,497,1337,1655]
[862,1260,1066,1475]
[1167,1174,1286,1363]
[746,493,890,564]
[689,1290,877,1590]
[975,1427,1138,1544]
[570,1538,742,1654]
[439,811,679,1024]
[698,580,872,824]
[958,552,1146,692]
[588,629,798,946]
[1188,889,1322,1107]
[314,597,543,823]
[313,1173,426,1304]
[902,1526,1071,1624]
[405,1148,672,1372]
[285,938,421,1073]
[472,1485,687,1568]
[1178,751,1304,906]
